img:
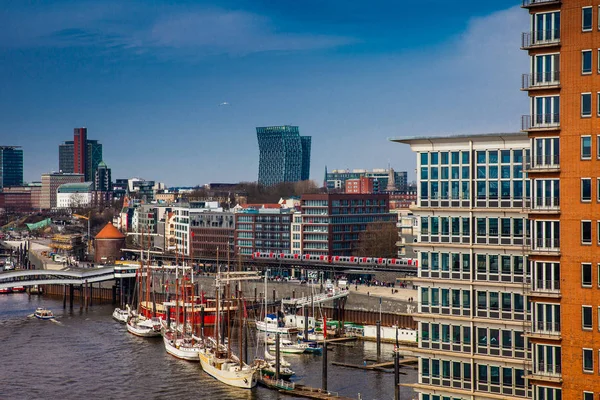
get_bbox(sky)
[0,0,528,186]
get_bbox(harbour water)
[0,294,417,400]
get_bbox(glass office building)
[0,146,24,189]
[257,126,311,186]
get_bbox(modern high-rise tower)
[256,125,311,186]
[73,127,87,177]
[0,146,23,189]
[59,128,103,182]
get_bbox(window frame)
[583,305,593,330]
[583,6,593,32]
[582,93,592,117]
[583,348,594,373]
[582,49,593,74]
[582,178,592,202]
[582,136,592,160]
[582,263,593,287]
[582,220,593,245]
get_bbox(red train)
[252,252,418,267]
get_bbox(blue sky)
[0,0,528,186]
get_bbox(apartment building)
[522,1,600,399]
[392,133,532,400]
[300,193,396,257]
[234,208,293,256]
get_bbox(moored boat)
[163,333,203,361]
[0,288,12,294]
[112,307,129,323]
[12,286,26,293]
[34,308,54,320]
[268,338,307,354]
[198,346,258,389]
[126,316,162,337]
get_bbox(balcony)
[530,197,560,213]
[522,0,562,8]
[527,238,560,255]
[532,363,562,379]
[521,72,560,91]
[532,320,561,337]
[526,279,561,297]
[524,155,560,172]
[522,30,561,49]
[522,114,560,131]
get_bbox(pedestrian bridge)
[0,265,140,290]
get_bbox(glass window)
[582,136,592,159]
[501,150,511,164]
[420,153,429,166]
[582,93,592,117]
[441,152,449,165]
[583,348,594,372]
[477,151,486,164]
[582,221,592,244]
[583,7,593,31]
[583,50,592,73]
[584,392,594,400]
[583,263,592,287]
[582,178,592,201]
[583,306,593,329]
[462,151,469,164]
[451,152,459,165]
[431,152,439,165]
[489,151,498,164]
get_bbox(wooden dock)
[316,336,358,345]
[280,384,355,400]
[331,357,418,373]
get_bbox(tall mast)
[216,247,220,349]
[227,249,231,360]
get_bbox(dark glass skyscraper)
[256,126,311,186]
[94,161,112,191]
[59,141,74,173]
[58,130,103,181]
[0,146,24,189]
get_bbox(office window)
[584,348,594,372]
[582,221,592,244]
[582,178,592,201]
[583,50,593,73]
[584,391,593,400]
[583,305,593,329]
[582,136,592,159]
[583,7,593,31]
[582,93,592,117]
[598,93,600,116]
[583,263,592,287]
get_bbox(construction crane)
[73,213,91,256]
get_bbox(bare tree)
[353,221,399,258]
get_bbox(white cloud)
[0,3,354,57]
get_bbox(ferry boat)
[12,286,26,293]
[0,288,12,294]
[34,308,54,320]
[198,346,258,389]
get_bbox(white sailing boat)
[112,307,129,323]
[198,256,259,389]
[268,338,307,354]
[163,263,202,361]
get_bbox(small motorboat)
[12,286,26,293]
[112,308,129,323]
[268,339,307,354]
[34,308,55,320]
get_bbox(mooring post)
[69,284,74,309]
[89,283,93,307]
[376,320,381,360]
[84,280,89,310]
[303,305,309,341]
[272,288,276,304]
[63,285,67,308]
[111,285,117,305]
[275,332,281,380]
[79,284,84,310]
[394,327,400,400]
[322,340,328,391]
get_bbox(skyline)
[0,0,527,186]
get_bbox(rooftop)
[389,132,525,144]
[57,182,93,193]
[95,222,126,240]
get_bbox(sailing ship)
[163,263,203,361]
[198,257,259,389]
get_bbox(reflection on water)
[0,294,417,400]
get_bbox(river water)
[0,294,417,400]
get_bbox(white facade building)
[56,182,93,209]
[173,201,222,256]
[392,133,532,400]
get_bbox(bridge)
[0,265,138,290]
